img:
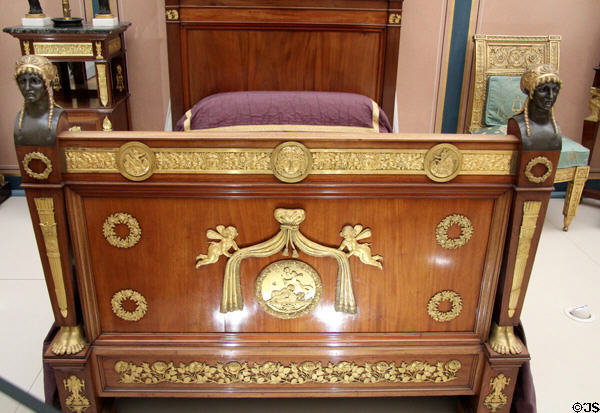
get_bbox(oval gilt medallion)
[255,260,322,319]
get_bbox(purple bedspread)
[175,91,392,133]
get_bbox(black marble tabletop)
[3,22,131,35]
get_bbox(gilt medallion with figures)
[255,260,322,319]
[117,142,156,181]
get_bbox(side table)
[4,23,131,131]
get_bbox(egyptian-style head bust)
[14,55,63,145]
[509,64,562,151]
[520,64,562,135]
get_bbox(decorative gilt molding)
[585,87,600,122]
[65,148,117,172]
[103,116,113,132]
[196,209,381,314]
[388,13,401,24]
[255,260,322,319]
[271,142,312,183]
[102,212,142,248]
[435,214,473,249]
[96,63,108,107]
[553,166,575,183]
[115,65,125,92]
[115,359,462,385]
[64,145,516,177]
[488,322,522,355]
[34,198,68,319]
[63,375,90,413]
[116,142,156,181]
[95,41,103,59]
[508,201,541,318]
[51,325,86,356]
[53,64,62,91]
[424,144,463,182]
[165,9,179,21]
[484,373,510,413]
[339,225,383,269]
[107,37,122,55]
[23,41,31,55]
[23,151,53,180]
[488,45,544,70]
[111,289,148,321]
[524,156,552,184]
[563,166,590,231]
[427,290,463,322]
[33,42,94,57]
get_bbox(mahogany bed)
[12,1,556,412]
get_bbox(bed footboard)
[15,130,559,412]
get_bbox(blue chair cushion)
[471,125,507,135]
[559,136,590,168]
[484,76,526,126]
[473,129,589,169]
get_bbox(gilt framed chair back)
[468,34,561,133]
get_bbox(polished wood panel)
[185,28,384,108]
[78,196,499,334]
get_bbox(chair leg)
[562,166,590,231]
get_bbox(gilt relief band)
[65,144,517,181]
[34,198,68,319]
[508,201,541,318]
[115,359,462,385]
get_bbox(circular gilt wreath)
[525,156,552,184]
[102,212,142,248]
[427,290,463,322]
[22,152,53,180]
[435,214,473,249]
[111,289,148,321]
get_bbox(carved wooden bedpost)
[13,55,105,412]
[467,65,563,413]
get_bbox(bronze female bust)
[508,64,562,151]
[14,55,64,146]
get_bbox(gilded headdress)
[519,64,562,136]
[520,64,562,97]
[14,55,57,129]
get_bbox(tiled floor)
[0,196,598,412]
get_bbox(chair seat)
[559,136,590,168]
[472,128,590,168]
[471,125,507,135]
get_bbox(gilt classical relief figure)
[14,55,64,146]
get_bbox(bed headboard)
[164,0,404,126]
